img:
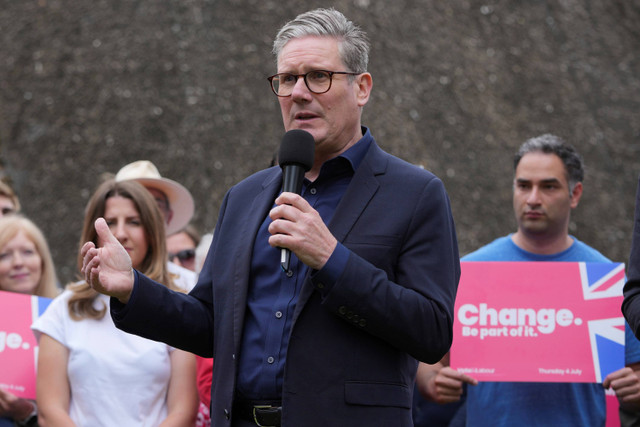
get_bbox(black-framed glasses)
[267,70,360,97]
[169,249,195,262]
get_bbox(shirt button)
[310,188,317,195]
[267,356,275,364]
[224,409,230,419]
[275,311,283,319]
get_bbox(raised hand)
[81,217,135,303]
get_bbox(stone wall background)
[1,0,639,285]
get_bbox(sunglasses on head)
[169,249,196,261]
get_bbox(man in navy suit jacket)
[624,177,640,337]
[82,8,460,427]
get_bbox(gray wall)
[1,0,639,285]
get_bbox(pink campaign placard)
[0,290,51,399]
[450,261,625,383]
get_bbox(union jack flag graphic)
[580,262,626,382]
[31,293,52,319]
[588,317,625,383]
[580,262,626,300]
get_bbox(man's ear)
[355,73,373,107]
[570,182,583,209]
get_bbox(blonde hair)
[68,179,180,320]
[0,180,21,212]
[0,215,58,298]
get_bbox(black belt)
[233,399,282,427]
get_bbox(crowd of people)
[1,7,639,427]
[0,161,214,426]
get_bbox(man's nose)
[527,187,541,204]
[291,75,311,98]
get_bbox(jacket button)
[224,409,230,419]
[359,319,367,327]
[338,306,347,315]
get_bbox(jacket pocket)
[344,381,411,409]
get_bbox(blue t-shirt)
[462,234,637,427]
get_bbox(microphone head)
[278,129,315,172]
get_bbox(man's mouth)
[295,112,317,120]
[524,211,544,219]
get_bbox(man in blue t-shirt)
[415,134,640,426]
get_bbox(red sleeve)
[196,356,213,406]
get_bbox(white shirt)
[168,261,198,292]
[32,290,175,427]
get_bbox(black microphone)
[278,129,315,272]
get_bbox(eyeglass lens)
[272,71,332,96]
[169,249,195,261]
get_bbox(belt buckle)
[252,405,278,427]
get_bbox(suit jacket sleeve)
[109,189,233,357]
[623,175,640,338]
[312,172,460,364]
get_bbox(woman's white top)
[32,289,174,427]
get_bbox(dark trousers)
[232,418,260,427]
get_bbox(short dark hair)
[514,134,584,191]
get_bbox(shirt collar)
[335,126,373,173]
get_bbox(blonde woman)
[0,215,58,298]
[0,215,58,426]
[33,179,198,426]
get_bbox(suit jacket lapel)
[233,168,282,349]
[293,142,387,316]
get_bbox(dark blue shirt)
[236,128,373,400]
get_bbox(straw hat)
[115,160,194,235]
